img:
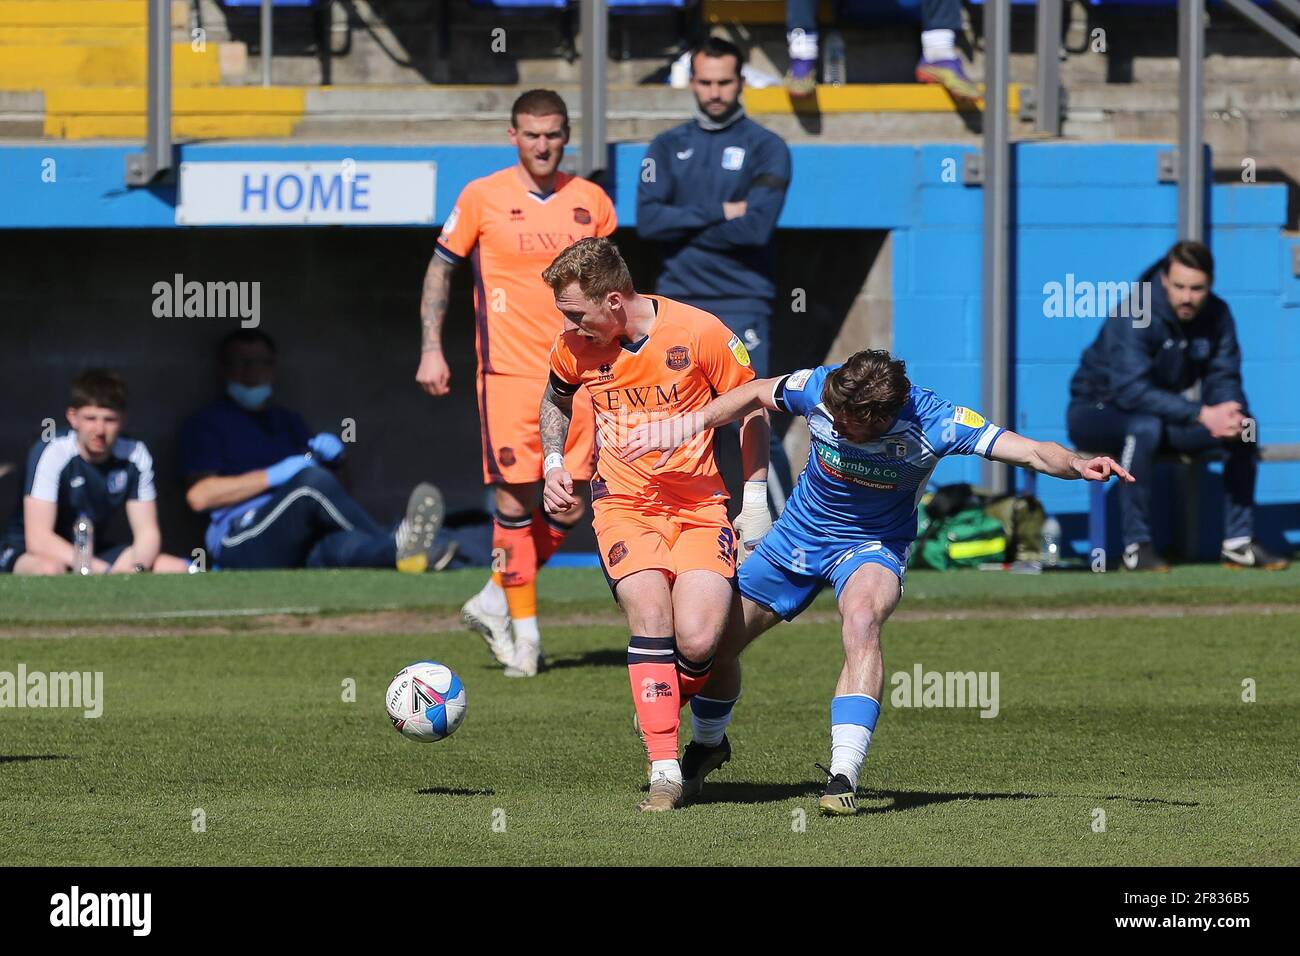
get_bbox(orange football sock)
[504,580,537,621]
[676,648,715,705]
[530,509,569,568]
[494,514,539,620]
[628,636,681,762]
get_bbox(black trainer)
[1122,541,1169,572]
[815,763,858,816]
[1221,540,1290,570]
[681,735,731,801]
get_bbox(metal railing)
[125,0,172,185]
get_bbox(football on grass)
[385,662,466,742]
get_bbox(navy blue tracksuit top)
[1069,263,1248,425]
[636,115,791,315]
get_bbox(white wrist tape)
[544,453,566,475]
[742,480,768,511]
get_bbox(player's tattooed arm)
[989,431,1135,484]
[540,380,574,462]
[416,255,455,396]
[541,381,579,514]
[419,254,454,352]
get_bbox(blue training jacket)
[1069,263,1248,424]
[636,113,791,315]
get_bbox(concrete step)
[43,85,304,139]
[0,43,221,90]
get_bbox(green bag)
[914,508,1009,570]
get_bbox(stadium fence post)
[981,0,1013,495]
[580,0,609,177]
[125,0,173,185]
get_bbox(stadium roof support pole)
[1177,0,1205,241]
[125,0,172,186]
[580,0,608,177]
[261,0,274,86]
[982,0,1012,495]
[1034,0,1062,136]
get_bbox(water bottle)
[823,31,847,87]
[669,50,691,89]
[73,514,94,576]
[1041,516,1061,568]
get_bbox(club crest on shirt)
[573,207,591,225]
[727,335,751,367]
[722,146,746,171]
[665,345,691,371]
[885,439,908,459]
[107,469,128,494]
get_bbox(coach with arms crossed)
[637,36,794,518]
[1067,240,1288,571]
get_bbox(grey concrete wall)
[0,227,882,556]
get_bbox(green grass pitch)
[1,566,1297,865]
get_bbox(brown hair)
[541,236,635,302]
[70,368,127,412]
[1164,239,1214,282]
[822,350,910,432]
[510,89,570,134]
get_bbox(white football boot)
[461,592,514,666]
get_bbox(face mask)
[227,381,272,411]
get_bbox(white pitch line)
[97,606,325,619]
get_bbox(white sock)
[829,723,873,791]
[478,577,507,617]
[511,615,540,649]
[921,28,956,63]
[788,28,819,61]
[650,759,682,785]
[690,696,737,747]
[1222,536,1250,551]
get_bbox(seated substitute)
[180,329,448,572]
[0,369,189,575]
[1067,240,1288,571]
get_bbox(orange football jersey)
[549,295,756,507]
[435,167,617,379]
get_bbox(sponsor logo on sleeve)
[787,368,814,391]
[727,335,751,367]
[573,207,591,225]
[953,406,986,429]
[440,205,460,238]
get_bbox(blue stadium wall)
[3,141,1297,556]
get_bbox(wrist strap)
[544,453,565,474]
[743,479,768,509]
